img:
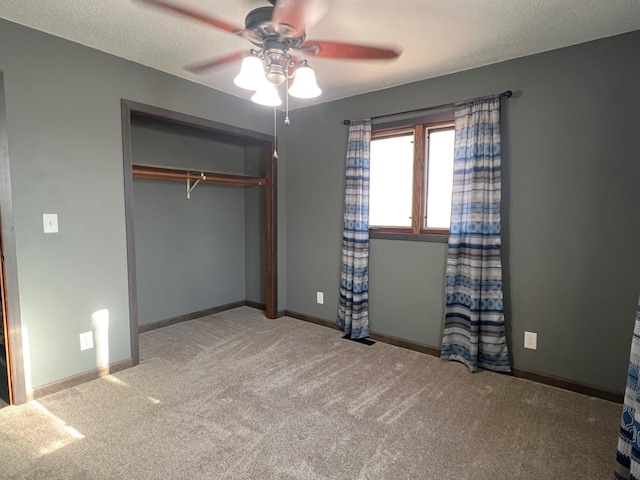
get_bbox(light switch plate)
[43,214,58,233]
[316,292,324,304]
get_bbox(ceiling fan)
[137,0,402,106]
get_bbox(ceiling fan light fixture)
[140,0,401,107]
[233,55,264,91]
[251,83,283,107]
[289,63,322,99]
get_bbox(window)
[369,122,454,240]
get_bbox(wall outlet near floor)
[524,331,538,350]
[316,292,324,304]
[80,331,94,351]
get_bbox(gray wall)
[0,19,275,389]
[283,30,640,393]
[131,118,248,325]
[369,241,447,343]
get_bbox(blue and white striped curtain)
[337,119,371,339]
[440,96,511,373]
[615,295,640,480]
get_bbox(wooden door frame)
[121,99,277,365]
[0,72,27,405]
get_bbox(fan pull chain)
[285,75,291,126]
[273,106,278,159]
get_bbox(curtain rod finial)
[343,119,351,125]
[503,90,513,98]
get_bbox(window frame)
[368,121,455,242]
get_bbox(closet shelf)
[132,164,266,187]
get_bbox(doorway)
[0,227,10,406]
[0,72,27,405]
[121,100,277,366]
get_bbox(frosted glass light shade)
[251,84,282,107]
[289,65,322,99]
[234,56,264,91]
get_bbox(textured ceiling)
[1,0,639,109]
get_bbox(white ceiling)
[1,0,639,109]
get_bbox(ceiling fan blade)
[299,40,401,60]
[137,0,245,35]
[184,51,250,74]
[272,0,328,37]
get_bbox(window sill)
[369,230,449,243]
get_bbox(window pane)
[426,129,455,229]
[369,134,413,227]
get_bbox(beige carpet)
[0,307,621,479]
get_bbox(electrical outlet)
[524,331,537,350]
[316,292,324,304]
[80,331,94,351]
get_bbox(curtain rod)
[342,90,512,125]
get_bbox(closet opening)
[121,100,277,366]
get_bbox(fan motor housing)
[244,6,305,48]
[263,42,289,85]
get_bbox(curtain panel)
[337,119,371,339]
[440,96,511,373]
[615,296,640,480]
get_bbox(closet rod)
[132,164,265,187]
[342,90,512,125]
